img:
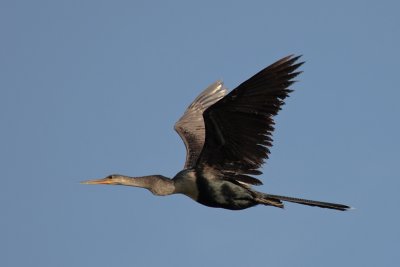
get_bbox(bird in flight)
[82,55,350,211]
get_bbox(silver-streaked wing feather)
[175,81,227,169]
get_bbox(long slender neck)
[116,175,176,196]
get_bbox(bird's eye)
[107,175,114,179]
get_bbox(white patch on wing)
[236,180,252,188]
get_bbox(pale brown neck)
[115,175,176,196]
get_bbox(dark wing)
[175,81,227,169]
[197,55,303,185]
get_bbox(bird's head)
[81,174,127,186]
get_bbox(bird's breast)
[173,169,199,200]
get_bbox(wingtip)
[288,54,304,65]
[215,79,224,85]
[270,54,304,71]
[283,54,302,61]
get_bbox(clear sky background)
[1,1,399,266]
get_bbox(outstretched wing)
[175,81,227,169]
[197,55,303,185]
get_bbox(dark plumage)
[82,55,351,211]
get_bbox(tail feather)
[254,196,284,208]
[256,193,351,211]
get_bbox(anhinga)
[82,55,350,211]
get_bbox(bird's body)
[175,168,257,210]
[82,55,350,211]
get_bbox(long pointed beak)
[80,178,112,185]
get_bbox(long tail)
[255,192,351,211]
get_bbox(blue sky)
[1,1,399,266]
